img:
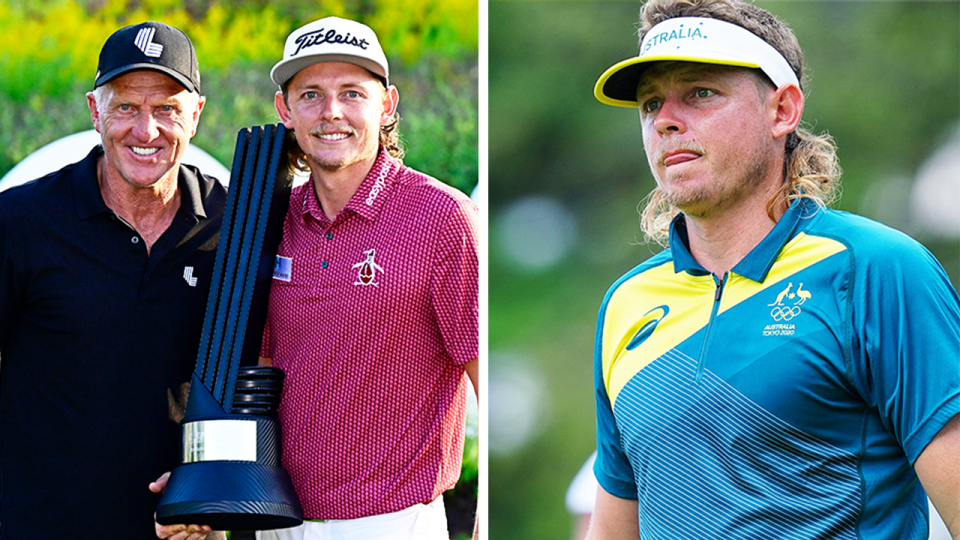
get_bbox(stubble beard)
[307,125,378,173]
[658,141,774,220]
[309,152,352,172]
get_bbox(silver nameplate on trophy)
[183,419,258,463]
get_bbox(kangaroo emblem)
[352,248,384,286]
[794,283,812,305]
[768,282,793,306]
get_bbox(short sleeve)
[594,296,640,499]
[851,236,960,464]
[429,197,479,366]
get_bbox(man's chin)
[665,189,715,217]
[664,184,707,206]
[309,153,363,173]
[314,159,349,172]
[121,170,169,190]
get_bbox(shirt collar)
[73,145,209,221]
[73,146,109,219]
[177,163,208,219]
[300,149,399,224]
[669,197,821,282]
[343,150,398,221]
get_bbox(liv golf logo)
[763,282,812,336]
[134,27,163,58]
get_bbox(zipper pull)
[714,273,726,302]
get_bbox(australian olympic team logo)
[770,306,800,321]
[767,281,811,320]
[764,282,812,336]
[352,248,384,286]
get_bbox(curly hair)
[636,0,841,245]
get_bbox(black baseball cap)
[94,21,201,93]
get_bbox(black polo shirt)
[0,146,226,539]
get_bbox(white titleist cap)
[595,17,800,108]
[271,16,389,88]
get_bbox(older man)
[0,21,224,540]
[589,1,959,539]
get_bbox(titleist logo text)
[292,29,369,56]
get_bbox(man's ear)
[381,85,399,124]
[190,95,206,137]
[87,92,101,133]
[771,83,804,139]
[275,91,294,129]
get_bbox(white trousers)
[256,497,450,540]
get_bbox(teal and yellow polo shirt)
[594,197,959,539]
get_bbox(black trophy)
[156,124,303,530]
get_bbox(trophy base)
[156,461,303,531]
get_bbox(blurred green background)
[488,1,959,539]
[0,0,478,195]
[0,0,477,537]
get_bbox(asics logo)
[626,305,670,351]
[611,305,670,368]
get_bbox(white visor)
[595,17,800,108]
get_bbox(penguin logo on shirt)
[352,248,384,286]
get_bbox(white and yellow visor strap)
[594,17,800,108]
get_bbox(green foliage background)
[0,0,478,195]
[489,1,959,539]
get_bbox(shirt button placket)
[322,230,333,270]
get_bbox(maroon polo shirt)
[262,150,478,519]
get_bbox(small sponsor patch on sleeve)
[273,256,293,282]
